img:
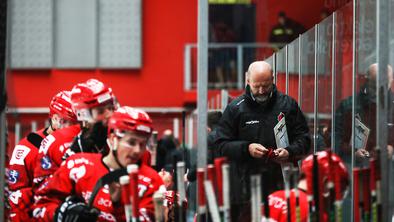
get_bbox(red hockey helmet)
[70,79,115,121]
[108,106,153,137]
[49,90,77,122]
[301,150,349,198]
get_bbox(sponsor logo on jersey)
[69,165,86,182]
[97,197,112,208]
[39,135,56,154]
[82,191,92,202]
[59,142,73,153]
[8,170,19,184]
[269,195,288,213]
[32,207,46,218]
[98,211,116,222]
[10,145,30,165]
[41,156,52,170]
[66,157,91,169]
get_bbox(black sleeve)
[212,105,251,161]
[285,100,311,159]
[187,164,197,182]
[334,101,346,150]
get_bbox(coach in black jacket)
[212,61,310,221]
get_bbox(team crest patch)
[8,170,19,184]
[41,156,52,170]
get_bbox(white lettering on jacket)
[39,135,56,154]
[245,120,259,125]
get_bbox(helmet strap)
[107,137,124,169]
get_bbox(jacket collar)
[244,84,278,108]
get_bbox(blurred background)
[2,0,394,220]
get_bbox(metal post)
[15,122,21,144]
[197,1,208,220]
[273,53,277,84]
[298,35,302,107]
[31,120,37,132]
[314,25,319,154]
[221,89,228,111]
[376,0,390,219]
[184,44,192,90]
[188,115,194,149]
[173,118,179,140]
[237,45,244,89]
[331,13,337,153]
[0,0,8,219]
[351,1,357,221]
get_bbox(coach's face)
[247,61,274,104]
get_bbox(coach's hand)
[273,148,289,163]
[248,143,268,158]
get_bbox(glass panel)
[300,27,316,153]
[317,15,334,151]
[276,47,286,93]
[388,0,394,217]
[332,2,354,221]
[287,38,300,102]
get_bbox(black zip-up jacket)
[212,84,311,204]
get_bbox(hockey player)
[33,79,116,187]
[266,150,349,222]
[32,106,165,222]
[7,90,77,221]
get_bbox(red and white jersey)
[33,124,81,186]
[8,128,48,222]
[33,153,165,222]
[266,189,309,222]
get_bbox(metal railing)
[184,42,284,90]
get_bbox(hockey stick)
[204,180,221,222]
[222,163,231,222]
[361,168,371,222]
[291,167,300,222]
[353,168,361,222]
[261,169,270,221]
[129,166,140,222]
[308,154,319,222]
[197,168,207,222]
[326,150,335,222]
[214,157,226,221]
[120,175,132,222]
[370,159,378,222]
[333,162,343,222]
[250,174,262,222]
[283,166,291,222]
[176,161,186,221]
[171,157,180,222]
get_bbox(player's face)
[51,114,75,130]
[117,132,148,166]
[91,103,115,124]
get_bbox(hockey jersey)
[267,189,309,222]
[33,153,165,222]
[33,124,81,186]
[8,128,48,222]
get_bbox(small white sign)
[353,117,370,150]
[274,116,289,149]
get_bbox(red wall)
[7,0,198,108]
